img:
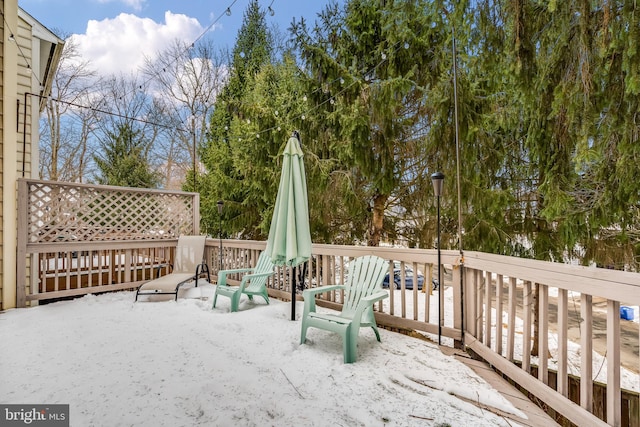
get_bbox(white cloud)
[71,11,204,76]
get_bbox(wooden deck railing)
[23,240,180,302]
[15,179,199,307]
[462,251,640,427]
[15,236,639,426]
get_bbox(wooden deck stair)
[441,347,561,427]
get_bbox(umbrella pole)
[290,263,308,320]
[291,266,297,320]
[300,263,307,292]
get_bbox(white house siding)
[1,1,63,309]
[1,0,20,311]
[0,4,5,310]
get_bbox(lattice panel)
[27,181,197,243]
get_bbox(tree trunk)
[367,193,386,247]
[531,282,539,356]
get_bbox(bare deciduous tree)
[90,73,164,186]
[40,35,101,182]
[143,38,228,190]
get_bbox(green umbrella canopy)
[265,135,312,267]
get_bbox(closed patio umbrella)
[264,133,312,320]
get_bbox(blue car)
[382,264,425,290]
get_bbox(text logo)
[0,405,69,427]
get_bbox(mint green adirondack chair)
[212,251,275,312]
[300,255,389,363]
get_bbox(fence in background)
[16,179,199,306]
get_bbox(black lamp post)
[217,200,224,271]
[431,172,444,345]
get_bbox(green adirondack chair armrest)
[350,290,388,328]
[360,290,388,305]
[238,271,275,292]
[360,291,389,305]
[302,285,345,314]
[303,284,345,295]
[216,267,255,287]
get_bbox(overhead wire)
[0,6,43,87]
[25,90,190,136]
[13,0,438,161]
[245,11,429,141]
[8,0,247,133]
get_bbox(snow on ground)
[385,287,639,392]
[0,283,525,427]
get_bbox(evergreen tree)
[292,0,440,247]
[93,123,159,188]
[480,0,640,269]
[420,0,640,270]
[200,0,274,238]
[198,0,640,270]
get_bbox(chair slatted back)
[173,235,206,274]
[341,255,387,319]
[244,252,275,291]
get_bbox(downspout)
[23,92,27,177]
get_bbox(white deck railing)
[462,251,639,427]
[15,238,639,426]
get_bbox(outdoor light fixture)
[217,200,224,271]
[431,171,444,345]
[431,171,444,198]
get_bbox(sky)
[1,284,530,427]
[19,0,342,76]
